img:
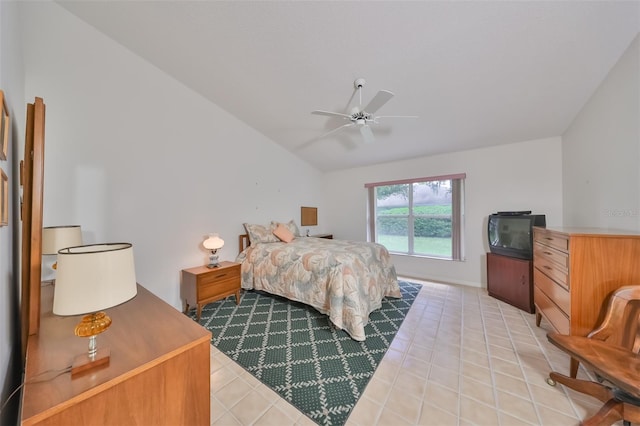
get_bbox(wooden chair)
[547,285,640,426]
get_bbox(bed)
[236,221,401,341]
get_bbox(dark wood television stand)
[486,252,534,313]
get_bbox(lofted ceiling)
[56,1,640,172]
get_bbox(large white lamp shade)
[42,225,83,255]
[53,243,137,315]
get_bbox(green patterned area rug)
[195,280,421,426]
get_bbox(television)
[487,212,546,260]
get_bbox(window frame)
[365,173,466,261]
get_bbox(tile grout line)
[357,282,426,426]
[519,309,587,422]
[494,302,545,426]
[407,285,430,426]
[477,290,503,425]
[457,285,469,426]
[397,283,437,425]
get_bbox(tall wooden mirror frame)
[20,97,45,359]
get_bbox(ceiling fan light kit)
[311,78,417,144]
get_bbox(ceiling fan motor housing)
[351,111,372,123]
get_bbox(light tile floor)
[209,279,616,425]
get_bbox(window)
[366,173,465,260]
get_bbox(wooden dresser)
[21,283,212,426]
[533,226,640,377]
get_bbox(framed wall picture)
[0,168,7,226]
[301,206,318,226]
[0,90,8,161]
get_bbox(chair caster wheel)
[546,377,556,386]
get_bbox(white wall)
[20,2,325,310]
[0,1,25,424]
[324,137,563,287]
[563,35,640,230]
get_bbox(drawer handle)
[543,251,553,255]
[214,273,228,279]
[543,265,552,270]
[545,237,554,241]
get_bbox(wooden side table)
[310,233,333,239]
[181,261,241,321]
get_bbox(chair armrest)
[588,285,640,341]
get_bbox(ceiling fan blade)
[297,123,356,151]
[311,110,351,119]
[315,122,355,141]
[360,124,375,144]
[373,115,418,124]
[363,90,394,114]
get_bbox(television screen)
[488,214,546,259]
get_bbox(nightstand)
[310,233,333,239]
[181,261,241,321]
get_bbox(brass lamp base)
[75,311,112,337]
[71,311,113,378]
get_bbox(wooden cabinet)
[21,283,211,425]
[487,253,534,313]
[182,261,241,321]
[533,226,640,377]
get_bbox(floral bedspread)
[235,237,400,341]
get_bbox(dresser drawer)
[534,228,569,252]
[198,265,240,286]
[534,242,569,270]
[534,286,570,335]
[534,268,570,314]
[199,277,239,300]
[534,255,569,289]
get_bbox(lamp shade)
[53,243,137,316]
[42,225,83,255]
[203,234,224,250]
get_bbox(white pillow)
[243,223,278,245]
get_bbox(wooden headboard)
[239,234,250,254]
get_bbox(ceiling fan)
[311,78,417,144]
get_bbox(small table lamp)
[203,233,224,268]
[42,225,83,271]
[53,243,137,377]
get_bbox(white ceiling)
[57,1,640,172]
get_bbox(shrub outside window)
[366,174,465,260]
